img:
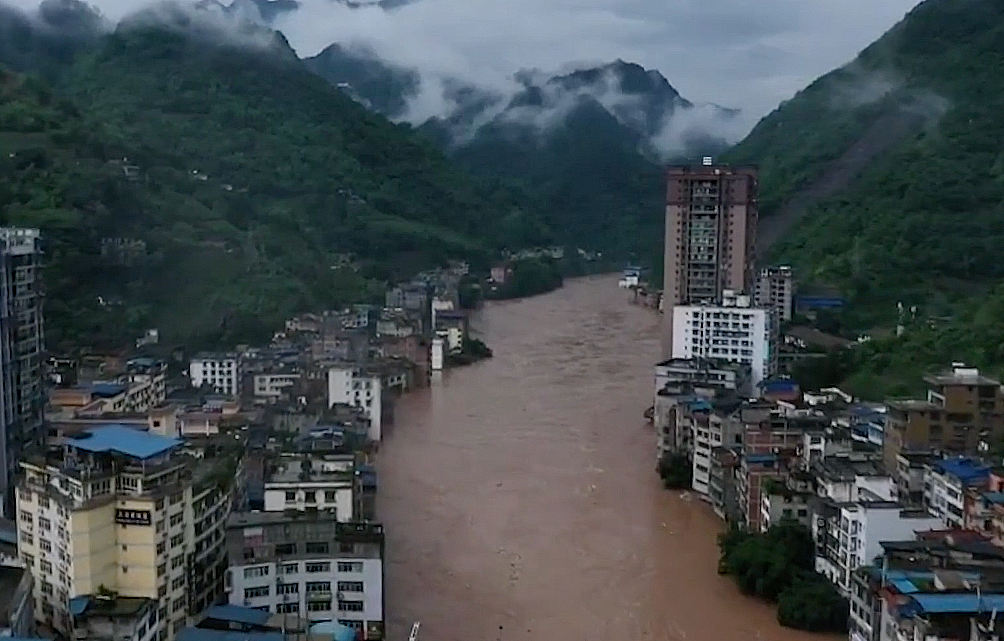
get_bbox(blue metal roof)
[68,596,88,616]
[201,605,272,627]
[983,492,1004,505]
[178,630,282,641]
[910,593,1004,614]
[66,425,182,460]
[310,621,358,641]
[891,578,919,594]
[91,383,127,398]
[932,457,991,485]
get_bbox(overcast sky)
[9,0,923,127]
[269,0,923,125]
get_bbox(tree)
[657,452,692,489]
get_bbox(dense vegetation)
[656,452,691,489]
[718,522,848,633]
[0,9,554,350]
[727,0,1004,393]
[489,258,564,300]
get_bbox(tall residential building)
[668,290,777,385]
[754,265,794,322]
[662,163,758,356]
[883,364,1004,473]
[225,513,384,639]
[0,228,44,516]
[189,353,242,396]
[16,425,235,639]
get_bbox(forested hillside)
[0,8,552,350]
[733,0,1004,396]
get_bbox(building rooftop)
[178,630,283,641]
[267,457,353,485]
[930,457,991,485]
[63,425,182,460]
[69,595,154,619]
[201,605,271,627]
[814,455,886,481]
[923,365,1001,388]
[888,399,940,411]
[192,352,240,361]
[908,592,1004,615]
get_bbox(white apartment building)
[692,411,741,496]
[253,373,300,400]
[670,290,776,385]
[189,353,241,396]
[923,457,990,528]
[16,424,233,640]
[813,501,941,596]
[262,454,355,520]
[225,514,384,639]
[327,367,383,442]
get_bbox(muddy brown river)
[377,274,826,641]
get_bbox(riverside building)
[16,425,235,639]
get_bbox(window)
[307,601,331,612]
[38,497,49,509]
[172,597,186,613]
[19,531,32,546]
[171,534,184,548]
[157,564,166,577]
[244,586,270,599]
[337,581,364,592]
[18,511,31,524]
[156,542,165,555]
[169,514,184,527]
[337,562,363,573]
[40,559,52,573]
[170,493,183,505]
[278,583,299,595]
[38,517,51,531]
[306,562,330,573]
[171,577,185,590]
[339,543,354,554]
[306,581,331,593]
[324,490,338,502]
[304,491,317,504]
[21,553,33,567]
[156,520,165,533]
[305,542,328,555]
[171,555,184,569]
[244,566,270,579]
[277,603,299,613]
[41,581,53,595]
[337,600,364,612]
[281,563,298,574]
[39,538,51,552]
[285,491,296,503]
[275,543,296,556]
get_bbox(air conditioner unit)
[336,592,345,601]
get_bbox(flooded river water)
[377,274,824,641]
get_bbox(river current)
[376,274,824,641]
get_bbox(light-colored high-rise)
[16,425,235,639]
[662,164,758,356]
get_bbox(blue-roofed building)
[925,457,992,528]
[18,424,236,640]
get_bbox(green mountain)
[307,48,740,264]
[0,7,551,351]
[729,0,1004,396]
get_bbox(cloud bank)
[6,0,924,140]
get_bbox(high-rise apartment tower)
[661,163,758,355]
[0,228,44,515]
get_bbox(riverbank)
[376,274,830,641]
